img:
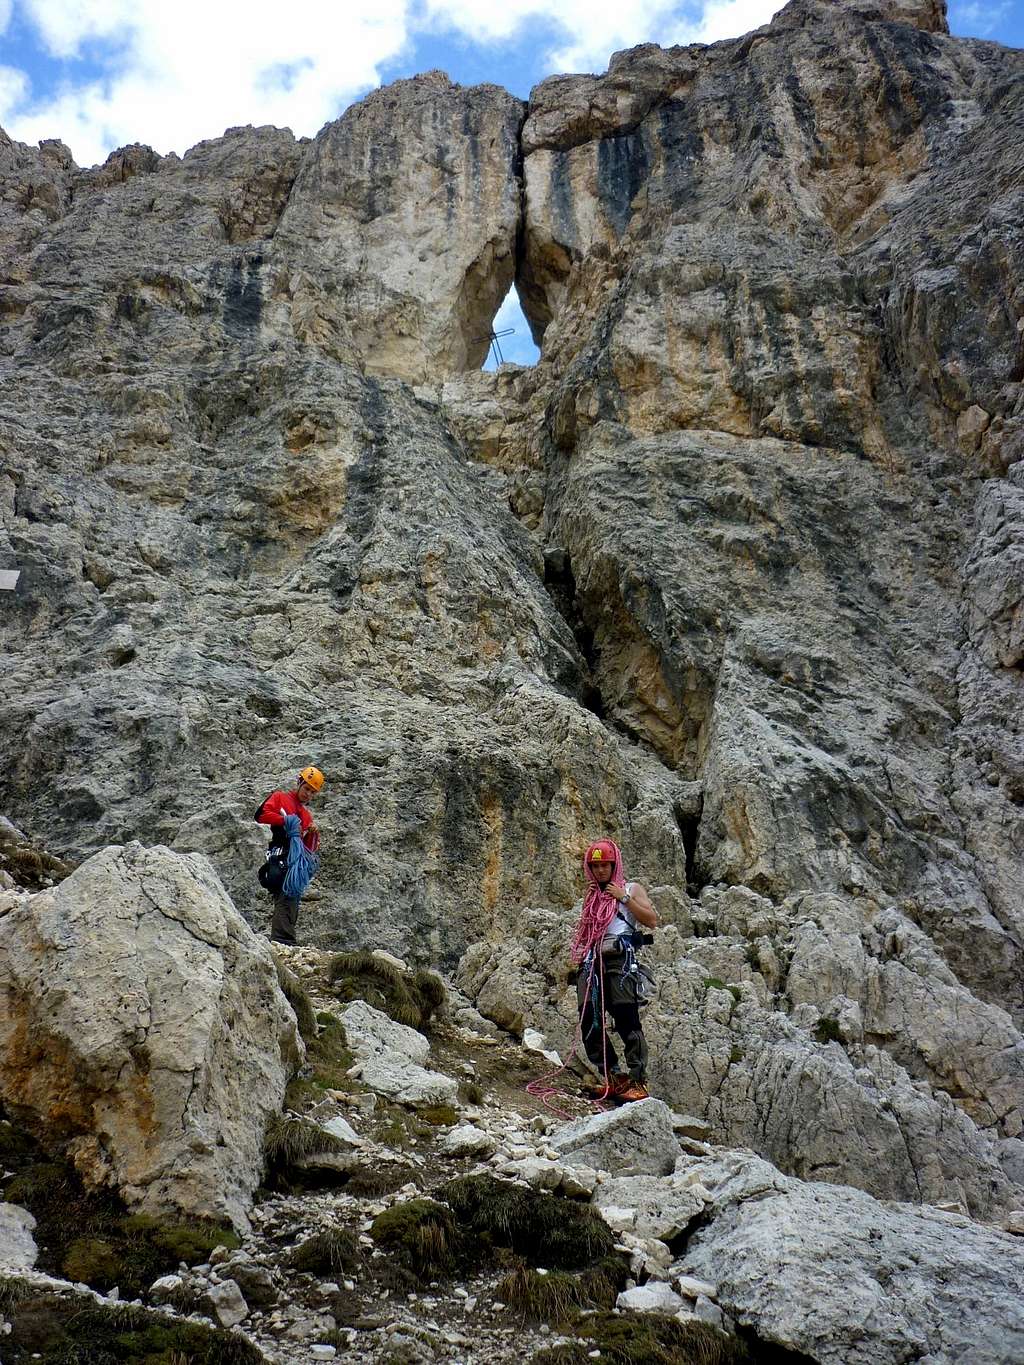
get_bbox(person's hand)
[307,820,318,833]
[607,881,627,901]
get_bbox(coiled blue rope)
[281,813,320,899]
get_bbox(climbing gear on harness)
[298,765,324,791]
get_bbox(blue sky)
[1,0,1019,367]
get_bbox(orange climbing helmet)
[298,765,325,792]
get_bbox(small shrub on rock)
[274,957,319,1042]
[3,1292,264,1363]
[327,951,446,1031]
[370,1199,461,1279]
[532,1312,754,1364]
[288,1226,360,1275]
[441,1174,617,1270]
[0,824,74,890]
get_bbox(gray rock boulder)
[0,843,302,1231]
[593,1174,708,1241]
[0,1203,37,1269]
[616,1281,689,1316]
[340,999,457,1106]
[549,1099,681,1176]
[339,1000,431,1065]
[682,1151,1024,1365]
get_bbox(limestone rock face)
[681,1150,1024,1365]
[0,843,302,1231]
[1,0,1024,1247]
[0,1203,37,1270]
[277,73,524,382]
[340,999,458,1105]
[460,889,1024,1217]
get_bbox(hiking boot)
[616,1079,649,1103]
[582,1073,625,1099]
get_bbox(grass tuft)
[441,1174,617,1270]
[274,956,319,1042]
[370,1199,460,1280]
[327,951,447,1031]
[496,1264,590,1322]
[263,1113,347,1179]
[288,1226,360,1275]
[344,1164,421,1197]
[531,1311,755,1364]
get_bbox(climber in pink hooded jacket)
[572,838,659,1103]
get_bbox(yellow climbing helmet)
[298,765,325,792]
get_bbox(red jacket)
[257,789,318,852]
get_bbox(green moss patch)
[0,1120,237,1297]
[288,1226,360,1275]
[370,1199,460,1281]
[813,1017,843,1045]
[274,957,318,1042]
[441,1174,617,1270]
[532,1312,754,1364]
[327,951,446,1031]
[1,1291,263,1364]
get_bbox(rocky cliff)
[2,0,1023,1225]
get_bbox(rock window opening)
[480,285,540,371]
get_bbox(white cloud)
[0,0,786,168]
[0,65,29,112]
[425,0,784,72]
[425,0,683,72]
[4,0,409,166]
[0,0,11,31]
[685,0,785,43]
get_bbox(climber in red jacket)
[256,766,323,945]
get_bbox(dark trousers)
[577,956,648,1082]
[271,894,301,945]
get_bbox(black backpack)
[255,796,288,892]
